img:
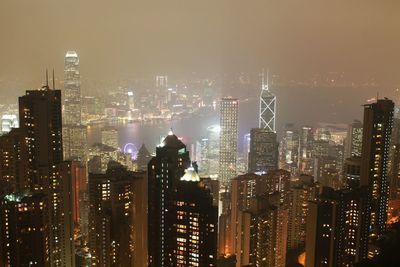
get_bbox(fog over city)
[2,1,400,267]
[1,0,399,81]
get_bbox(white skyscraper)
[259,71,276,132]
[63,51,88,163]
[219,97,238,185]
[64,51,81,125]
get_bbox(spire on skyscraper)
[259,68,276,132]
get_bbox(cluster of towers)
[0,62,398,267]
[216,72,397,267]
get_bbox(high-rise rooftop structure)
[18,82,75,267]
[19,86,63,188]
[0,78,76,267]
[175,167,218,267]
[1,114,18,134]
[248,128,278,174]
[64,51,81,125]
[148,131,217,266]
[360,99,394,239]
[148,131,191,266]
[259,71,276,132]
[219,97,238,185]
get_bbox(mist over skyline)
[1,0,399,87]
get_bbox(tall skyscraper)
[305,187,369,267]
[0,78,77,267]
[219,98,238,185]
[280,124,300,175]
[287,175,318,251]
[62,124,87,162]
[88,162,147,267]
[148,132,217,266]
[259,71,276,132]
[19,86,63,188]
[345,120,363,158]
[299,126,314,175]
[206,125,220,177]
[148,131,191,266]
[360,99,394,238]
[248,128,278,173]
[64,51,81,125]
[0,192,49,267]
[48,162,75,267]
[18,82,75,267]
[175,167,218,266]
[0,128,28,194]
[227,171,290,267]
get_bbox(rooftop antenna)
[261,68,270,91]
[52,69,55,89]
[45,69,49,89]
[261,68,265,90]
[377,92,379,101]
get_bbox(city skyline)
[1,1,400,267]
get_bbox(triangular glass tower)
[259,70,276,132]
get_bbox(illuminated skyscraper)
[64,51,81,125]
[360,99,394,238]
[48,162,75,267]
[0,192,49,267]
[299,126,314,175]
[1,114,18,134]
[148,132,217,266]
[18,83,75,267]
[175,167,218,267]
[206,125,220,177]
[19,86,63,188]
[305,187,369,267]
[219,98,238,185]
[0,128,28,194]
[259,71,276,132]
[248,128,278,174]
[287,175,318,251]
[227,171,290,267]
[63,124,87,162]
[345,120,363,158]
[88,162,147,267]
[280,124,300,175]
[148,131,191,266]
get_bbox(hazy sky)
[1,0,399,87]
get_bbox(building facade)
[219,98,238,185]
